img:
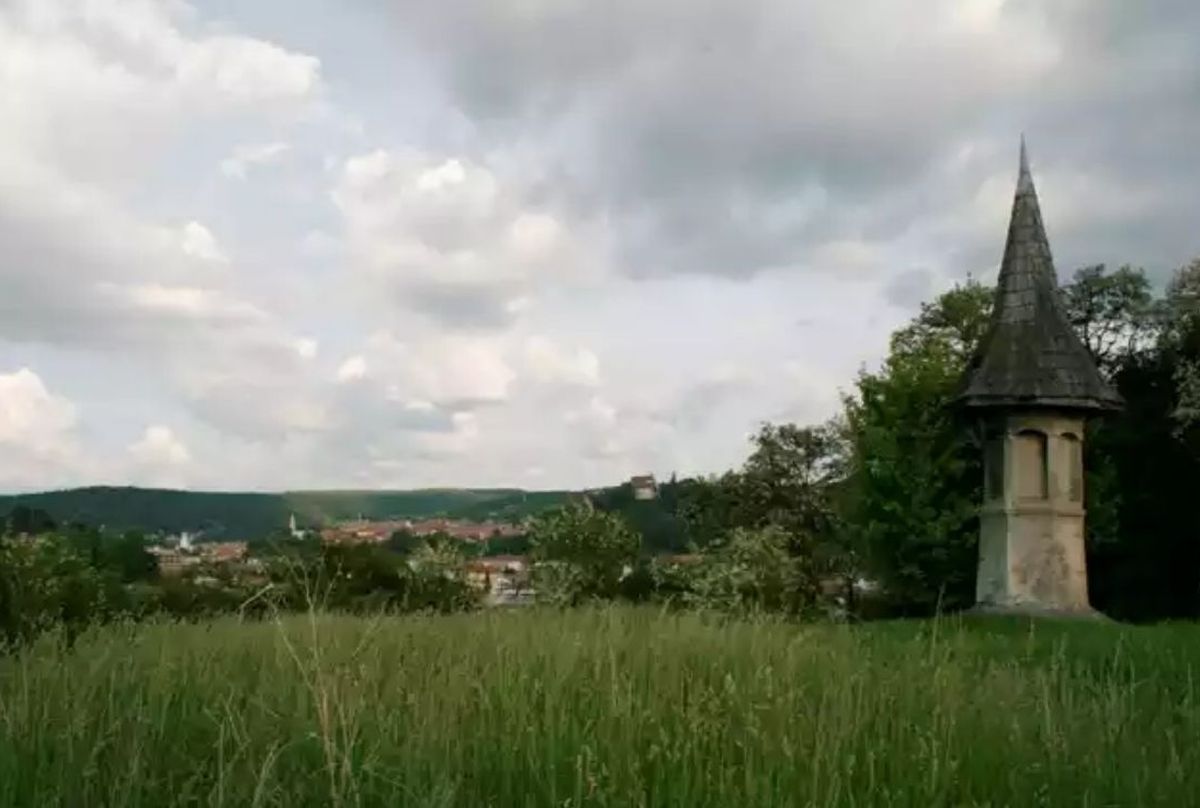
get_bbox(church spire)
[958,139,1121,412]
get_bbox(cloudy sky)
[1,0,1197,493]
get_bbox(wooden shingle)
[958,140,1122,413]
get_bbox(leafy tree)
[1062,264,1158,375]
[106,532,157,582]
[672,421,852,610]
[1,506,57,537]
[1162,258,1200,343]
[0,536,119,646]
[314,543,411,610]
[386,529,421,557]
[683,525,811,616]
[1086,259,1200,619]
[151,577,255,621]
[739,423,846,540]
[1058,265,1159,552]
[843,281,992,614]
[480,534,531,557]
[264,539,478,614]
[889,280,993,366]
[528,501,639,606]
[680,423,846,540]
[405,540,479,613]
[740,422,852,601]
[675,472,747,550]
[1165,260,1200,431]
[590,481,689,554]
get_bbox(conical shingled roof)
[958,140,1122,412]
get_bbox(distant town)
[318,516,526,546]
[131,474,665,606]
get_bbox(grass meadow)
[1,608,1198,807]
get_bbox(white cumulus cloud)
[0,368,88,490]
[333,148,597,328]
[336,355,368,383]
[523,336,600,387]
[220,141,292,180]
[129,426,191,467]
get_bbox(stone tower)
[957,139,1122,616]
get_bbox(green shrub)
[265,540,480,615]
[528,502,639,606]
[682,526,813,616]
[403,540,480,613]
[0,536,119,646]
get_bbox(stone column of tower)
[956,139,1122,616]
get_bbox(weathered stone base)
[968,601,1108,621]
[975,411,1097,615]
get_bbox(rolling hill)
[0,486,574,540]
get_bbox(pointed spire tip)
[1017,134,1033,193]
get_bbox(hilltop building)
[630,475,658,500]
[957,139,1122,616]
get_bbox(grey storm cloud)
[883,268,937,311]
[398,285,523,331]
[380,0,1200,284]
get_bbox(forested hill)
[0,486,572,539]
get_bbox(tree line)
[539,259,1200,621]
[0,516,485,648]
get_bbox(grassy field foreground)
[1,609,1198,807]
